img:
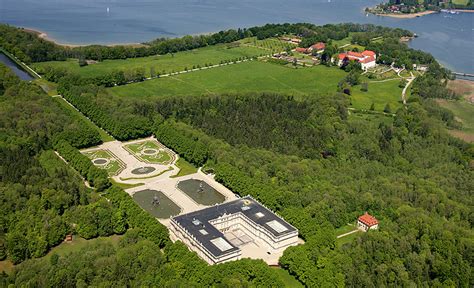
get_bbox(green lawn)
[124,140,175,164]
[53,96,114,142]
[108,60,401,113]
[335,224,357,236]
[108,61,347,99]
[436,99,474,143]
[82,149,125,176]
[351,79,404,112]
[32,44,267,78]
[171,158,198,178]
[272,267,304,288]
[110,179,145,190]
[452,0,469,5]
[336,230,363,248]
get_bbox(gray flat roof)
[172,196,297,258]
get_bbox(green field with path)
[32,44,267,78]
[108,61,346,99]
[108,60,403,112]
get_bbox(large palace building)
[169,196,299,265]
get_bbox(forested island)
[367,0,474,18]
[0,22,472,287]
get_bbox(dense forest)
[0,64,287,286]
[1,22,473,287]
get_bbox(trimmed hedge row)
[59,83,152,141]
[54,140,110,191]
[155,122,208,166]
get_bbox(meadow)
[108,60,403,112]
[32,44,267,78]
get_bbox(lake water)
[0,53,34,80]
[0,0,473,73]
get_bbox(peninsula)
[367,0,473,18]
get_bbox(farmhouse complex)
[338,50,377,71]
[170,196,299,265]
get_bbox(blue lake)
[0,0,473,73]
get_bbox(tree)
[370,102,375,111]
[384,103,392,113]
[361,82,368,92]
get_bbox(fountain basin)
[131,166,156,175]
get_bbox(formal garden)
[123,140,176,164]
[82,149,126,176]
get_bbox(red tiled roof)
[347,51,364,59]
[362,50,376,57]
[295,47,308,53]
[311,42,325,51]
[338,53,348,60]
[360,56,375,64]
[358,213,378,226]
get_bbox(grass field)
[336,230,363,248]
[124,140,175,164]
[82,149,125,176]
[109,60,401,112]
[351,79,404,112]
[171,158,198,178]
[32,44,267,78]
[108,61,346,99]
[436,99,474,142]
[451,0,469,5]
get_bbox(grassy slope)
[31,44,267,78]
[351,79,404,111]
[108,61,346,99]
[109,61,402,112]
[436,99,474,142]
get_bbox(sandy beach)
[22,27,146,48]
[375,10,438,19]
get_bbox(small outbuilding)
[65,234,73,242]
[357,212,379,232]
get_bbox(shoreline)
[22,27,147,48]
[374,10,438,19]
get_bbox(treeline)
[411,62,457,99]
[299,23,413,47]
[367,38,436,68]
[155,122,209,166]
[54,140,110,191]
[2,22,414,65]
[3,236,284,287]
[58,81,153,140]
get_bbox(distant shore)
[375,10,437,19]
[22,27,146,48]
